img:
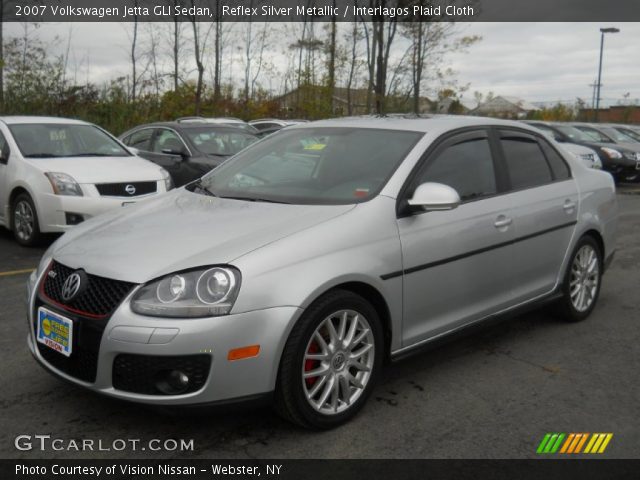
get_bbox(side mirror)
[128,146,140,155]
[162,148,187,158]
[407,182,461,212]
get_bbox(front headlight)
[160,168,173,191]
[593,157,603,169]
[130,266,241,317]
[45,172,83,196]
[600,147,622,160]
[623,151,639,161]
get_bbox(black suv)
[120,122,258,186]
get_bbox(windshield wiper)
[64,153,116,157]
[219,195,291,204]
[24,153,61,158]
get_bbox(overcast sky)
[5,22,639,107]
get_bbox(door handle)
[563,200,577,211]
[494,217,513,229]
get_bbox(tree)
[359,0,400,114]
[402,2,481,114]
[187,0,213,115]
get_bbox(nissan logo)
[61,271,86,302]
[125,184,136,195]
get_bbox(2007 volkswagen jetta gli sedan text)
[26,116,618,429]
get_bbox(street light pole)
[595,27,620,122]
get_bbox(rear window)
[539,141,570,180]
[501,136,553,190]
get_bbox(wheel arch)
[301,281,394,362]
[581,228,605,260]
[8,185,33,230]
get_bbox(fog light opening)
[155,369,190,395]
[65,212,85,225]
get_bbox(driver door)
[397,129,516,347]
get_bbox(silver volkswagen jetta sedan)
[27,116,617,428]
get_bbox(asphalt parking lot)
[1,191,638,460]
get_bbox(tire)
[11,192,42,247]
[274,290,384,429]
[555,235,603,322]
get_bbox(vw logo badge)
[125,184,136,195]
[61,272,83,302]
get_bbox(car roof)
[286,115,537,133]
[126,121,255,132]
[0,116,89,125]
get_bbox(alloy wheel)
[302,309,375,415]
[569,245,600,312]
[14,200,35,242]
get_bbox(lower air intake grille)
[112,354,212,395]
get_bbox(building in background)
[470,95,539,119]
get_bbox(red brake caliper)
[304,341,319,387]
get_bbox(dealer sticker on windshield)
[37,307,73,357]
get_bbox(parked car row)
[523,120,640,183]
[2,113,637,248]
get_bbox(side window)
[539,140,570,180]
[576,127,610,143]
[419,137,497,202]
[153,130,186,155]
[501,135,553,190]
[0,131,9,163]
[124,129,153,151]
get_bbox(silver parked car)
[27,117,617,428]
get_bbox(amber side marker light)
[228,345,261,361]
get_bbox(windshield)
[183,128,258,156]
[615,127,640,142]
[9,124,130,158]
[195,127,422,205]
[554,125,596,142]
[574,126,613,143]
[601,127,639,143]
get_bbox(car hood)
[26,155,165,183]
[562,143,596,155]
[611,142,640,153]
[52,189,355,283]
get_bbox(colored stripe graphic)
[537,433,566,454]
[538,433,613,454]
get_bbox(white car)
[560,143,603,170]
[0,117,172,246]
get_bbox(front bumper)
[36,186,162,233]
[603,158,640,181]
[26,270,301,405]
